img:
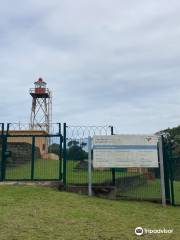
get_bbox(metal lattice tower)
[29,78,52,133]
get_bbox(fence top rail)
[67,125,112,127]
[4,134,61,138]
[6,122,61,134]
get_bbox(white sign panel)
[93,135,159,168]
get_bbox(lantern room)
[30,77,50,98]
[34,78,46,94]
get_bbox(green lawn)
[0,185,179,240]
[117,179,161,200]
[6,158,60,180]
[118,179,180,204]
[66,160,139,185]
[5,159,180,204]
[5,159,138,183]
[173,181,180,205]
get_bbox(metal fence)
[64,124,113,188]
[63,124,162,203]
[0,123,62,181]
[164,135,180,206]
[0,122,179,205]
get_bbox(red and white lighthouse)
[29,78,52,133]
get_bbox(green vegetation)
[161,125,180,168]
[5,158,60,180]
[4,156,180,204]
[0,185,179,240]
[117,179,161,200]
[67,140,88,160]
[5,159,166,201]
[5,159,139,183]
[49,140,88,161]
[174,181,180,205]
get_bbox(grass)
[0,185,179,240]
[118,179,180,204]
[5,159,180,204]
[173,181,180,205]
[6,158,60,180]
[66,160,138,185]
[117,179,161,200]
[5,159,138,183]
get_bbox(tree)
[68,140,79,147]
[48,141,88,161]
[158,125,180,180]
[67,140,88,161]
[48,143,59,155]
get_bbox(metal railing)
[29,88,50,95]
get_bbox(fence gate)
[164,136,180,206]
[0,123,63,181]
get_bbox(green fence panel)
[33,136,61,180]
[5,136,32,180]
[3,133,62,181]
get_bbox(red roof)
[34,78,46,84]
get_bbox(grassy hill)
[0,185,179,240]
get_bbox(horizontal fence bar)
[3,179,61,181]
[6,134,61,137]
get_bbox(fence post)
[58,123,62,180]
[58,123,61,135]
[31,136,35,180]
[88,136,92,196]
[110,126,116,185]
[1,123,4,181]
[63,123,67,188]
[168,144,175,206]
[159,135,166,206]
[163,139,171,204]
[1,123,4,135]
[1,123,10,180]
[7,123,10,135]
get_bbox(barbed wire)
[66,125,112,140]
[0,123,160,136]
[7,122,60,134]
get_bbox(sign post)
[158,135,166,206]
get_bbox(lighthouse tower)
[29,78,52,133]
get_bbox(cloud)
[0,0,180,133]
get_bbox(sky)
[0,0,180,133]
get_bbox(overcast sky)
[0,0,180,133]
